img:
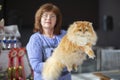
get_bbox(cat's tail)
[42,57,64,80]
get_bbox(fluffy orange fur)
[42,21,97,80]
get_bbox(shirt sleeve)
[61,30,66,37]
[26,33,44,73]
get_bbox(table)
[72,72,100,80]
[72,70,120,80]
[94,70,120,80]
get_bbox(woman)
[26,3,71,80]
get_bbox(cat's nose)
[83,31,86,34]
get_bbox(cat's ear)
[67,21,77,33]
[88,22,95,30]
[0,18,4,26]
[73,21,78,27]
[88,22,93,27]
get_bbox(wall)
[97,0,120,48]
[0,0,4,19]
[3,0,99,46]
[4,0,99,29]
[2,0,120,48]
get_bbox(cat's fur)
[42,21,97,80]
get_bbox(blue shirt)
[26,30,71,80]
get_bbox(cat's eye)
[78,29,82,31]
[85,29,88,31]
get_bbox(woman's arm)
[26,33,44,73]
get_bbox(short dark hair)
[33,3,62,35]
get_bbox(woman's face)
[41,11,57,30]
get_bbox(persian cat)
[42,21,97,80]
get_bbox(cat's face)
[67,21,97,45]
[70,21,94,37]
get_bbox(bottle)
[13,36,17,48]
[2,36,7,50]
[7,36,12,50]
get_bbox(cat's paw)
[89,54,95,59]
[67,66,73,72]
[73,64,78,72]
[88,50,95,59]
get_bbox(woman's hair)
[33,3,62,35]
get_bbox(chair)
[100,49,120,71]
